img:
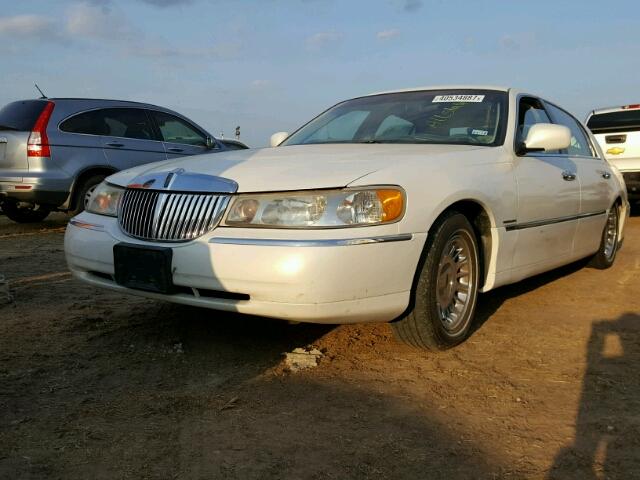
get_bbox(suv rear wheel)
[2,200,51,223]
[70,175,106,216]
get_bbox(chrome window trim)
[209,233,413,247]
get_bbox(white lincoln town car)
[65,86,629,350]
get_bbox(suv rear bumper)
[0,181,69,207]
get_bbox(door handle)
[562,171,576,181]
[0,137,7,144]
[167,147,184,153]
[106,142,124,148]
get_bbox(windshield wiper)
[0,125,19,131]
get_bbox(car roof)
[366,85,511,96]
[49,97,163,108]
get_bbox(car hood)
[107,143,485,192]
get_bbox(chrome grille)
[118,189,229,242]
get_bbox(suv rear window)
[0,100,48,131]
[587,110,640,134]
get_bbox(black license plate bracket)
[113,243,174,294]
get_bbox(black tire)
[589,204,620,269]
[392,211,480,351]
[2,200,51,223]
[69,175,106,216]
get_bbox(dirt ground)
[0,208,638,480]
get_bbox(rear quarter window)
[0,100,48,131]
[60,110,109,135]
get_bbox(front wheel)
[589,204,620,269]
[392,211,480,351]
[2,200,51,223]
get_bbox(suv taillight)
[27,101,55,157]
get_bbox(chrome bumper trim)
[209,233,413,247]
[69,219,105,232]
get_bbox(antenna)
[34,84,47,99]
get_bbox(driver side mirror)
[519,123,571,154]
[205,136,216,149]
[270,132,289,147]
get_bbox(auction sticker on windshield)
[432,95,485,103]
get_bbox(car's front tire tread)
[392,211,480,351]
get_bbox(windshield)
[283,90,508,147]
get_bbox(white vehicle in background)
[586,104,640,201]
[65,86,629,351]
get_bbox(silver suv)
[0,98,246,223]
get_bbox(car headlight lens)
[224,187,404,228]
[85,182,124,217]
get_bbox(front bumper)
[64,212,426,324]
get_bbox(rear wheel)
[2,200,51,223]
[589,204,620,269]
[69,175,106,216]
[392,211,480,350]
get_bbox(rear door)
[99,108,166,170]
[545,103,613,256]
[149,110,215,159]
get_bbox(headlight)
[224,187,405,228]
[85,182,124,217]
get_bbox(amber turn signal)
[376,189,404,222]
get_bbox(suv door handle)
[106,142,124,148]
[167,147,184,153]
[562,171,576,181]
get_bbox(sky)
[1,0,639,147]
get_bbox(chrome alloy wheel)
[603,207,619,260]
[435,230,476,335]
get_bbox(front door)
[99,108,166,171]
[149,110,215,159]
[511,97,580,277]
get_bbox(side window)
[60,110,110,136]
[103,108,155,140]
[305,110,370,143]
[517,98,559,154]
[152,111,207,146]
[61,108,156,140]
[545,103,594,157]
